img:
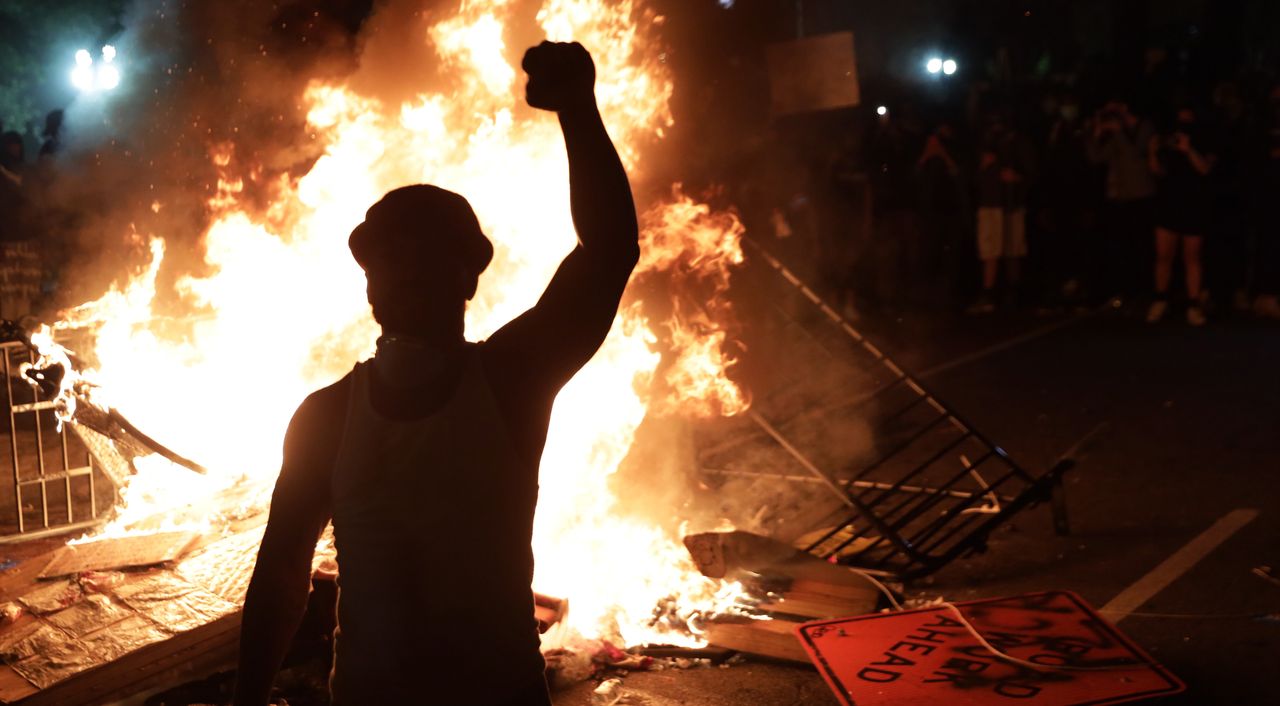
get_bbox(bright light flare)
[71,65,94,91]
[71,46,122,92]
[99,64,121,90]
[876,105,888,116]
[926,57,943,74]
[942,58,957,75]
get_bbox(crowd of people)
[8,57,1280,332]
[732,71,1280,327]
[0,110,64,319]
[0,109,63,223]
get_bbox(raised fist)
[522,41,596,113]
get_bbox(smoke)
[44,0,781,556]
[43,0,362,313]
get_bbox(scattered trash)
[593,641,653,671]
[592,678,624,705]
[17,579,82,615]
[545,648,595,689]
[77,571,126,594]
[0,602,21,626]
[590,676,650,705]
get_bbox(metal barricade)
[0,341,109,542]
[700,239,1069,580]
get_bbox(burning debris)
[0,0,766,698]
[0,0,1077,702]
[5,321,206,481]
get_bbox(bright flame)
[49,0,750,646]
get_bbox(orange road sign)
[797,591,1184,705]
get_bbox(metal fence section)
[712,239,1069,581]
[0,340,108,542]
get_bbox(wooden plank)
[706,619,809,663]
[0,529,258,704]
[757,589,876,620]
[0,667,36,702]
[40,532,198,579]
[0,544,60,604]
[684,531,882,607]
[13,613,241,706]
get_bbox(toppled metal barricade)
[699,240,1070,582]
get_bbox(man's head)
[349,185,493,337]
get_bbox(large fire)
[42,0,750,647]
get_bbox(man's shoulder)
[293,369,356,432]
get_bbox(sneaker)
[1186,305,1207,326]
[1145,299,1168,323]
[966,294,996,315]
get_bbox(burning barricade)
[0,0,765,698]
[0,0,1077,703]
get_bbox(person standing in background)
[1147,106,1214,325]
[969,114,1033,314]
[1088,100,1156,306]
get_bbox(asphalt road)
[556,305,1280,706]
[910,309,1280,706]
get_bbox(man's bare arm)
[232,389,338,706]
[487,42,639,388]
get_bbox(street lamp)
[70,45,121,93]
[926,57,943,74]
[71,50,94,91]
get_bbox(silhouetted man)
[233,41,638,706]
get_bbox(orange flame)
[49,0,751,646]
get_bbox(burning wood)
[0,0,767,698]
[39,532,199,580]
[685,531,889,662]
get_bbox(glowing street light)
[942,58,958,75]
[71,49,95,91]
[876,105,888,116]
[70,45,122,93]
[926,57,943,74]
[99,64,121,90]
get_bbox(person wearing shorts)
[977,206,1028,262]
[1147,107,1213,326]
[969,122,1031,314]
